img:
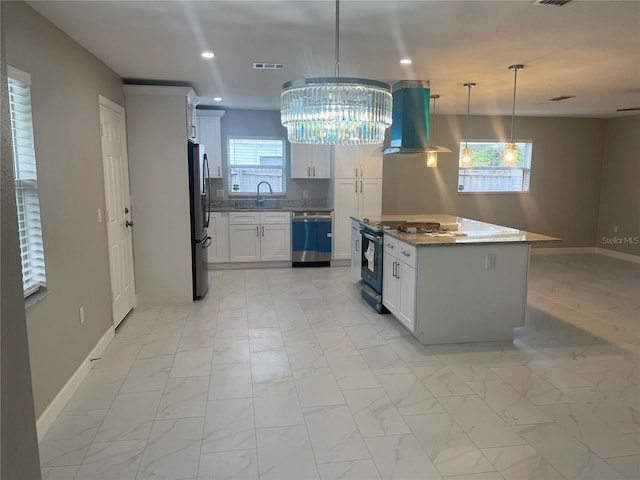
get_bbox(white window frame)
[8,65,47,297]
[457,140,533,194]
[227,136,286,196]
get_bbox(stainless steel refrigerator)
[187,141,211,299]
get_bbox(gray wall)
[211,109,330,202]
[1,3,41,475]
[383,115,605,248]
[596,115,640,256]
[4,1,125,417]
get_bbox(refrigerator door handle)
[203,153,211,228]
[202,236,212,248]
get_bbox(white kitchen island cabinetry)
[382,236,416,332]
[354,214,559,345]
[332,145,383,260]
[291,144,331,179]
[197,110,225,178]
[229,211,291,262]
[350,219,362,281]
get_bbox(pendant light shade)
[461,83,476,168]
[281,1,392,145]
[425,94,450,168]
[504,64,524,165]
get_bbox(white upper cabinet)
[197,110,225,179]
[186,90,199,141]
[333,144,383,179]
[291,144,331,179]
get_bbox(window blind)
[8,70,47,297]
[227,137,285,194]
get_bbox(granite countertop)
[353,214,560,246]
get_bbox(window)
[8,66,47,297]
[458,141,533,193]
[227,137,286,195]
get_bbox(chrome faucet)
[256,181,273,206]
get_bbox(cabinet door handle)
[308,166,311,177]
[256,226,259,237]
[386,243,394,249]
[356,239,359,251]
[313,166,316,177]
[355,180,357,193]
[360,180,363,193]
[402,250,411,257]
[262,226,265,237]
[217,165,221,177]
[355,166,358,177]
[191,125,196,139]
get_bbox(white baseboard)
[595,247,640,264]
[530,246,639,264]
[36,326,115,442]
[530,247,596,255]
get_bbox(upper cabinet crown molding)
[123,84,196,97]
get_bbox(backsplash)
[209,198,328,210]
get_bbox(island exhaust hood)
[383,80,451,155]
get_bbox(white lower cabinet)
[207,212,230,263]
[229,224,261,262]
[229,211,291,262]
[382,237,416,332]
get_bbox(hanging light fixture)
[280,0,393,145]
[460,83,476,168]
[426,94,451,167]
[504,64,524,165]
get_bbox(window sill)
[25,287,49,310]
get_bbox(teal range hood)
[383,80,451,155]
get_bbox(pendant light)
[504,64,524,165]
[461,83,476,168]
[426,94,451,167]
[281,0,393,145]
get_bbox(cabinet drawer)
[260,211,291,224]
[383,235,398,254]
[229,211,260,224]
[397,241,417,268]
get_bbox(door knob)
[125,221,134,227]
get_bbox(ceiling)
[28,0,640,118]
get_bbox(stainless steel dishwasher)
[292,211,333,267]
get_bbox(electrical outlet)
[303,189,309,198]
[79,306,85,325]
[216,189,224,198]
[486,254,497,269]
[614,225,618,233]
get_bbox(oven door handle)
[360,231,382,243]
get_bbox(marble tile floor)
[40,254,640,480]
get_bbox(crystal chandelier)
[281,0,392,145]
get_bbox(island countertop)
[352,214,560,247]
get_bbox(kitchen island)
[353,214,559,345]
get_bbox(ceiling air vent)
[549,95,575,102]
[252,62,287,70]
[532,0,574,6]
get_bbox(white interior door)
[99,96,135,328]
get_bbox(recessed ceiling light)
[201,51,214,59]
[213,97,222,102]
[400,58,412,65]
